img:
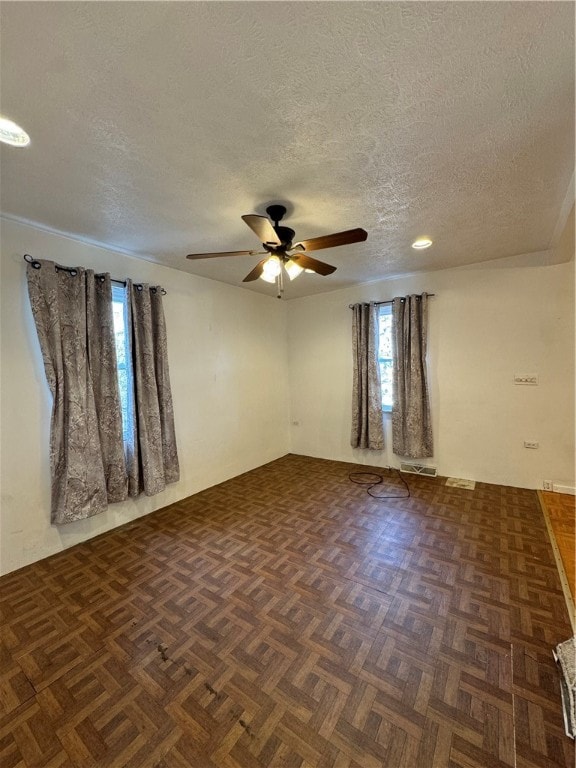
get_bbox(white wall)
[287,258,575,491]
[0,218,290,575]
[2,216,574,577]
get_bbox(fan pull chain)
[277,265,284,299]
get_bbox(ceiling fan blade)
[290,253,336,276]
[292,228,367,252]
[241,215,281,246]
[242,258,268,282]
[186,250,263,260]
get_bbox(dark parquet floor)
[1,454,574,767]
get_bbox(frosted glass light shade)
[284,260,303,280]
[262,255,281,279]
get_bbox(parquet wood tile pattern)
[1,454,574,767]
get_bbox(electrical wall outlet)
[514,374,538,385]
[542,480,553,491]
[524,441,539,449]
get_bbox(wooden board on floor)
[539,489,575,632]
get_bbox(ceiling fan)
[186,205,367,296]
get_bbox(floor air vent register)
[399,463,437,477]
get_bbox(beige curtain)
[350,302,385,450]
[392,293,433,458]
[27,260,180,523]
[129,281,180,496]
[27,260,126,523]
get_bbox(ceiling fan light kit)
[186,204,368,298]
[262,254,282,279]
[284,260,303,280]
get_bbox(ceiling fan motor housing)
[263,205,293,250]
[271,226,295,250]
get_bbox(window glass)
[378,304,393,412]
[111,285,135,450]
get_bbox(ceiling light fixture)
[259,271,276,284]
[412,238,433,250]
[261,255,282,280]
[259,255,307,284]
[0,116,30,147]
[284,260,303,281]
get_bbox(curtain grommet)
[24,254,42,269]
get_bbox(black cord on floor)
[349,467,410,500]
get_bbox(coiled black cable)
[349,468,410,500]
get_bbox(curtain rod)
[348,293,435,308]
[23,254,167,294]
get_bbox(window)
[378,304,393,412]
[111,285,135,449]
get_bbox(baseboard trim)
[553,485,576,496]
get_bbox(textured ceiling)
[0,1,574,299]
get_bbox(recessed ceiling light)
[0,116,30,147]
[412,238,432,250]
